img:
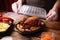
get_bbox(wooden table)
[0,12,60,40]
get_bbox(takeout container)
[15,18,46,35]
[41,32,55,40]
[15,21,45,35]
[0,17,14,34]
[18,5,46,19]
[14,5,47,35]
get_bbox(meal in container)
[16,16,45,34]
[0,17,13,32]
[41,32,54,40]
[16,5,46,34]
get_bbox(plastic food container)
[15,5,47,35]
[0,17,13,34]
[18,5,47,19]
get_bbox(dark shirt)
[24,0,56,12]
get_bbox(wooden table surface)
[0,12,60,40]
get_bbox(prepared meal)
[0,22,10,32]
[16,16,44,33]
[41,32,54,40]
[0,17,13,32]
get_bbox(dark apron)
[24,0,56,12]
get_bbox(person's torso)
[24,0,56,12]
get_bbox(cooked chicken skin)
[24,17,41,26]
[22,17,41,29]
[17,16,42,32]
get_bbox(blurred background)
[0,0,17,12]
[0,0,56,12]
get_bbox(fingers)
[46,10,52,19]
[46,10,58,21]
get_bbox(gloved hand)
[12,0,23,13]
[46,9,58,21]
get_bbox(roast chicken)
[17,17,43,32]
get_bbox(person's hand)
[46,9,58,21]
[12,0,23,13]
[12,2,18,13]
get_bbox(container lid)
[18,5,47,18]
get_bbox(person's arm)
[46,0,60,21]
[46,0,60,29]
[52,0,60,12]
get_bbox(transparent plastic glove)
[46,9,58,21]
[12,2,18,13]
[12,0,23,13]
